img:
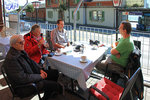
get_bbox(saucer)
[55,52,62,56]
[91,47,97,50]
[80,59,88,63]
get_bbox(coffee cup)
[81,55,87,61]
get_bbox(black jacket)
[2,47,42,88]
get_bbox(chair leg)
[12,96,14,100]
[88,93,91,100]
[129,90,133,100]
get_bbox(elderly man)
[51,19,69,50]
[2,35,63,100]
[24,24,49,66]
[96,21,134,73]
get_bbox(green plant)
[132,4,139,7]
[25,5,34,20]
[58,0,67,20]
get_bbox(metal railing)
[4,21,150,99]
[19,22,150,76]
[6,21,148,76]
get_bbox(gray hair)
[10,35,23,46]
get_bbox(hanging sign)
[5,0,19,12]
[113,0,122,7]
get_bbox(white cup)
[81,55,87,61]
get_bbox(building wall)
[46,8,58,22]
[69,8,85,25]
[46,7,115,28]
[86,7,115,28]
[26,8,46,20]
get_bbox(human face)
[57,21,64,31]
[32,28,41,37]
[119,23,125,36]
[13,37,25,51]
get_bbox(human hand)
[111,42,118,48]
[38,39,45,46]
[44,43,49,48]
[40,70,47,79]
[116,53,120,58]
[67,42,70,46]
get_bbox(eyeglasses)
[17,40,25,45]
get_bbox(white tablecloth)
[48,45,108,91]
[0,36,10,57]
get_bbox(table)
[0,36,10,57]
[47,43,108,91]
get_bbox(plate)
[55,52,62,56]
[91,47,97,50]
[80,59,88,63]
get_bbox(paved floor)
[0,57,150,100]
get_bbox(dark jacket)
[2,47,42,88]
[24,32,49,63]
[127,48,144,100]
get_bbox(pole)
[116,7,118,41]
[17,0,28,34]
[2,0,6,27]
[73,0,83,41]
[36,7,38,24]
[68,0,70,23]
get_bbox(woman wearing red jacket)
[24,24,49,65]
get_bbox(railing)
[79,26,150,76]
[4,21,150,99]
[19,22,150,76]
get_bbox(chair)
[88,67,141,100]
[46,30,54,51]
[1,65,42,100]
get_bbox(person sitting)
[24,24,49,66]
[51,19,70,50]
[2,35,64,100]
[96,21,134,74]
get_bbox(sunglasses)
[17,40,25,45]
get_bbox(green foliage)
[16,6,21,12]
[26,5,34,13]
[59,0,67,11]
[59,4,67,11]
[132,4,139,7]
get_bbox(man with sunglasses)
[2,35,64,100]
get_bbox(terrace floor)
[0,57,150,100]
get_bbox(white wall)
[86,7,115,28]
[69,8,85,25]
[46,8,58,22]
[46,7,116,28]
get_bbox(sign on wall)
[113,0,122,7]
[5,0,19,12]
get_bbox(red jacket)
[24,32,49,63]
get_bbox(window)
[63,0,66,4]
[47,0,51,6]
[92,11,97,20]
[89,10,105,22]
[54,0,58,4]
[72,11,80,21]
[74,0,80,4]
[98,11,102,20]
[48,11,53,18]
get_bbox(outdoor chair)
[88,67,141,100]
[1,65,42,100]
[104,46,144,99]
[46,30,55,52]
